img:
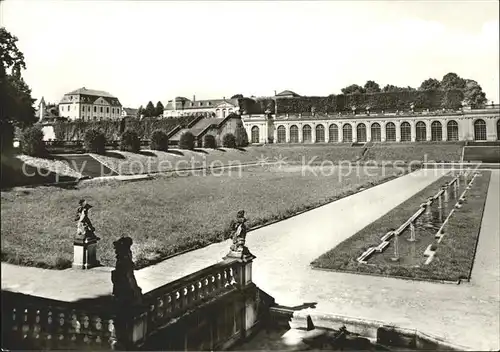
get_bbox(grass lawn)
[463,146,500,163]
[311,170,491,282]
[1,164,405,270]
[365,142,464,163]
[89,145,367,175]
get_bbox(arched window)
[447,120,459,141]
[497,120,500,140]
[416,121,427,141]
[474,119,487,141]
[315,124,325,143]
[400,122,411,142]
[303,125,312,143]
[431,121,442,141]
[386,122,396,142]
[290,125,299,143]
[371,123,381,142]
[343,123,352,143]
[216,108,220,117]
[251,126,260,144]
[357,123,367,142]
[329,124,339,143]
[277,125,286,143]
[222,109,226,118]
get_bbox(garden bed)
[311,170,491,282]
[1,165,406,269]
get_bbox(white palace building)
[241,98,500,145]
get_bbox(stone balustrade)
[2,291,116,351]
[142,259,240,337]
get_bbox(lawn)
[1,164,405,269]
[463,146,500,163]
[364,142,464,163]
[312,170,491,282]
[89,145,366,175]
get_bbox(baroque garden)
[1,27,500,352]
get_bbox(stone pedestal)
[223,247,256,287]
[73,237,100,269]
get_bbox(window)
[474,119,487,141]
[329,124,339,142]
[94,106,97,113]
[400,122,411,142]
[447,120,459,141]
[497,120,500,140]
[88,106,91,112]
[356,123,367,142]
[251,126,260,143]
[290,125,299,143]
[302,125,312,143]
[315,124,325,143]
[100,107,103,113]
[415,121,427,141]
[222,109,226,118]
[82,106,85,111]
[386,122,396,142]
[431,121,442,141]
[343,123,352,143]
[107,107,109,114]
[371,123,381,142]
[277,125,286,143]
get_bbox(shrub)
[222,133,236,148]
[150,129,169,151]
[203,134,217,149]
[179,131,195,150]
[120,129,141,153]
[83,128,106,154]
[234,122,249,147]
[20,126,46,156]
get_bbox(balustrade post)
[391,234,400,261]
[408,221,416,242]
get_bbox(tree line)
[339,72,487,108]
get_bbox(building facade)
[242,106,500,144]
[163,96,239,118]
[58,87,122,121]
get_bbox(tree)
[144,101,155,117]
[441,72,466,90]
[150,129,169,151]
[382,84,413,92]
[120,129,141,153]
[84,129,106,154]
[363,80,381,93]
[234,121,249,147]
[419,78,441,91]
[463,80,487,108]
[1,28,37,154]
[155,101,164,117]
[222,133,236,148]
[20,126,46,156]
[441,89,465,110]
[341,84,365,95]
[231,94,244,99]
[203,134,217,148]
[136,105,144,118]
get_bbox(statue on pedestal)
[75,199,100,240]
[229,210,248,253]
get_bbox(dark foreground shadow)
[166,150,184,156]
[104,151,126,159]
[215,148,227,152]
[138,150,157,157]
[193,148,208,154]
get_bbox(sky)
[1,0,499,108]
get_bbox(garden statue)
[75,199,100,240]
[230,210,248,252]
[111,236,143,306]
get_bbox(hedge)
[203,134,217,149]
[239,89,464,114]
[53,116,196,142]
[120,129,141,153]
[150,129,169,151]
[83,129,106,154]
[179,131,195,150]
[20,126,47,157]
[222,133,236,148]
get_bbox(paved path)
[2,169,498,350]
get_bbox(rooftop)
[65,87,116,98]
